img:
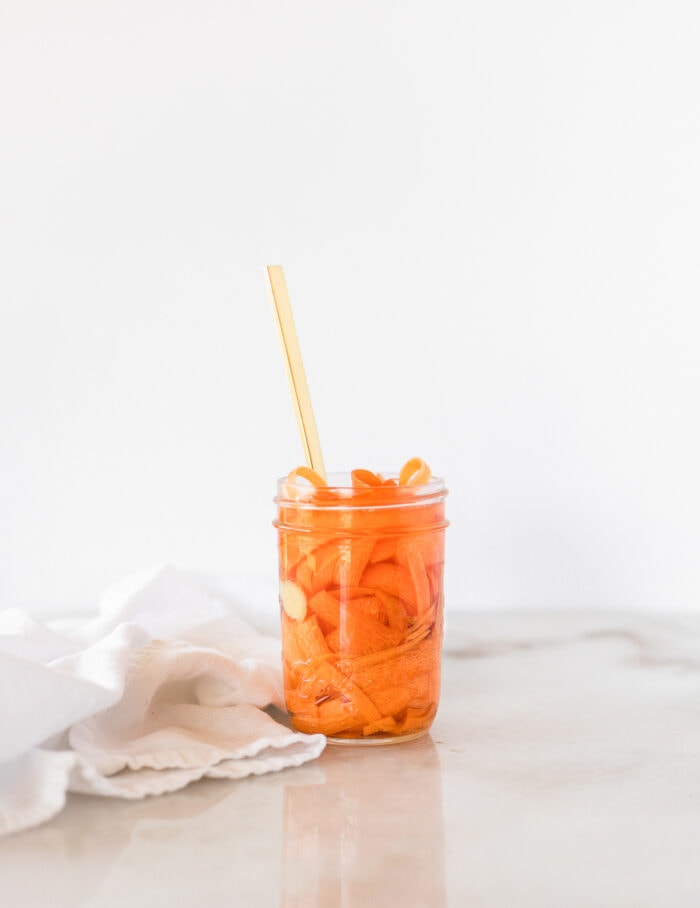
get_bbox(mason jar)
[274,472,448,744]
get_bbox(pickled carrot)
[399,457,431,486]
[277,458,445,740]
[398,540,431,616]
[372,588,408,633]
[325,628,341,652]
[359,562,418,614]
[344,594,384,623]
[369,537,398,564]
[308,589,341,628]
[293,615,331,662]
[287,466,328,487]
[332,537,375,589]
[351,469,384,487]
[336,607,404,656]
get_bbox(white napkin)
[0,566,325,838]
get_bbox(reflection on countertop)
[2,611,700,908]
[282,738,445,907]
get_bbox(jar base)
[325,729,429,746]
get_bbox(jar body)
[274,475,447,744]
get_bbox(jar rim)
[275,472,448,511]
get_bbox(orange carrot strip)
[333,537,375,589]
[343,594,383,622]
[412,532,444,568]
[292,541,341,597]
[307,589,341,628]
[360,562,417,614]
[326,628,341,652]
[367,685,413,718]
[427,562,443,593]
[282,531,327,578]
[318,697,363,724]
[405,615,434,644]
[338,634,438,691]
[372,589,408,633]
[395,704,437,734]
[398,457,431,486]
[351,469,384,487]
[281,613,306,666]
[293,615,332,662]
[337,607,404,656]
[311,562,339,596]
[287,466,328,487]
[362,717,397,736]
[369,537,398,564]
[308,542,341,595]
[329,586,376,600]
[293,557,314,596]
[293,712,363,736]
[282,662,299,693]
[285,688,319,716]
[405,671,440,708]
[333,632,425,674]
[315,661,382,723]
[398,539,431,615]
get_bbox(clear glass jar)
[274,473,448,744]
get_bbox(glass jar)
[274,473,448,744]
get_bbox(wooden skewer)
[266,265,327,481]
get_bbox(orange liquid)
[276,480,446,741]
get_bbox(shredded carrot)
[398,457,431,486]
[369,537,398,564]
[351,469,384,487]
[333,537,375,588]
[360,562,418,614]
[372,589,408,633]
[307,589,341,628]
[313,660,382,724]
[365,685,413,718]
[344,594,384,623]
[398,539,431,616]
[395,704,437,733]
[293,615,332,662]
[287,466,328,487]
[338,635,439,692]
[328,586,375,600]
[362,717,397,736]
[337,606,404,656]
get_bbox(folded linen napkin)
[0,566,325,838]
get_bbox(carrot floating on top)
[399,457,431,486]
[351,469,384,487]
[286,466,328,488]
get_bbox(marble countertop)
[2,611,699,907]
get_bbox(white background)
[1,1,698,617]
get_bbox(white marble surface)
[2,611,699,907]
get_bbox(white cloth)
[0,566,325,837]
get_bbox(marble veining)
[2,611,699,908]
